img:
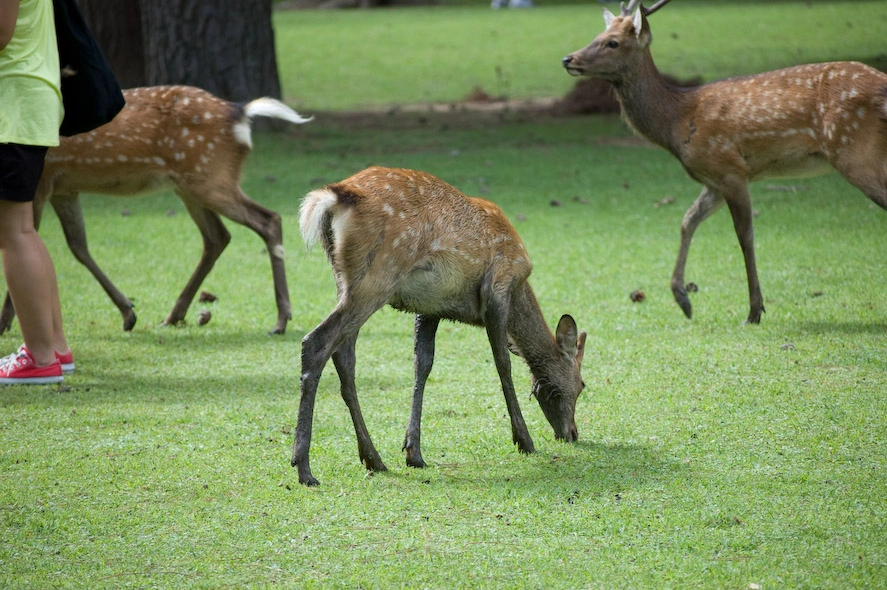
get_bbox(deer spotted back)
[43,86,251,199]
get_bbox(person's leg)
[0,200,63,367]
[0,143,68,369]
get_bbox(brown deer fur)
[0,85,311,334]
[291,166,587,486]
[563,1,887,324]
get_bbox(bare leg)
[0,201,67,365]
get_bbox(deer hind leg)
[671,186,726,319]
[205,187,291,335]
[333,331,387,474]
[483,284,534,455]
[163,194,231,327]
[292,293,388,486]
[52,192,138,331]
[403,314,440,468]
[722,182,765,324]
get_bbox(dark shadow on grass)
[390,439,686,500]
[795,321,887,336]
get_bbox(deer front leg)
[333,332,387,474]
[671,186,725,319]
[724,183,765,324]
[0,293,15,334]
[484,292,534,455]
[51,193,138,331]
[403,314,440,468]
[164,199,230,327]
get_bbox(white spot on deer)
[182,128,190,137]
[117,155,128,162]
[204,112,212,120]
[175,152,185,161]
[207,142,215,150]
[104,158,113,164]
[183,97,191,106]
[856,107,866,119]
[153,157,166,167]
[382,204,394,216]
[188,139,195,148]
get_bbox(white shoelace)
[0,349,28,372]
[0,346,26,369]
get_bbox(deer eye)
[607,40,619,49]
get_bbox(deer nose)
[556,424,579,442]
[562,56,573,67]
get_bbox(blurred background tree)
[77,0,282,102]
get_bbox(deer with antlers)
[291,166,587,486]
[0,85,312,335]
[563,0,887,324]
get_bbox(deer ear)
[555,315,579,357]
[576,331,587,365]
[634,9,652,47]
[602,7,616,28]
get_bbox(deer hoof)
[672,287,693,319]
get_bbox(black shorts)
[0,143,49,203]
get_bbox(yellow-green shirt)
[0,0,63,147]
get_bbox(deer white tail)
[299,188,339,250]
[235,97,313,149]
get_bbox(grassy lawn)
[2,2,887,588]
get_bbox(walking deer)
[0,85,311,335]
[562,0,887,324]
[291,166,587,486]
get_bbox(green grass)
[3,2,887,587]
[273,0,887,111]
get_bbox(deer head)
[562,0,670,82]
[529,314,587,442]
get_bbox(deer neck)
[506,282,559,378]
[611,51,693,155]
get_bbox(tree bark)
[140,0,282,102]
[76,0,146,89]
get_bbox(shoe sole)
[0,376,64,385]
[61,363,75,375]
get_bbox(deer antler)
[641,0,672,16]
[619,0,641,16]
[620,0,671,17]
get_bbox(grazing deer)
[291,166,587,486]
[562,0,887,324]
[0,85,311,335]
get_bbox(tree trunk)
[76,0,146,89]
[140,0,282,102]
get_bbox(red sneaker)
[1,344,74,375]
[0,348,63,384]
